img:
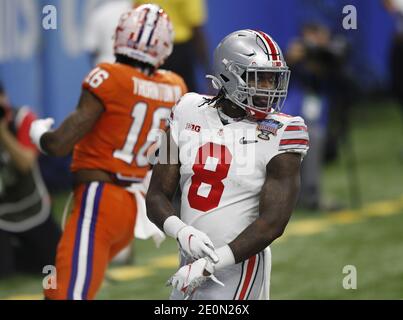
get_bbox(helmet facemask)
[224,61,290,119]
[210,29,291,120]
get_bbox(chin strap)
[245,106,271,120]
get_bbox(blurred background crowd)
[0,0,402,299]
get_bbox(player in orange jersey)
[29,4,187,300]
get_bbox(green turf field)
[1,101,402,300]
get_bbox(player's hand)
[166,257,224,300]
[177,226,219,263]
[29,118,54,153]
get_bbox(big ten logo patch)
[185,123,201,133]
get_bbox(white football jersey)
[169,93,309,247]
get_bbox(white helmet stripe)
[138,9,156,45]
[254,30,280,61]
[247,29,271,58]
[146,12,160,46]
[135,8,150,43]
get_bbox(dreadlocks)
[199,89,227,108]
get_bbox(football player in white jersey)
[146,29,309,300]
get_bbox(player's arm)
[146,128,218,262]
[167,152,302,296]
[233,153,301,258]
[30,89,104,156]
[146,128,180,228]
[204,152,302,271]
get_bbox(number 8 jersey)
[71,62,187,179]
[169,93,309,248]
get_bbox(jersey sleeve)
[167,92,196,146]
[277,116,309,158]
[167,98,183,146]
[82,64,116,108]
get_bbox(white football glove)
[177,225,219,263]
[167,257,224,300]
[29,118,54,153]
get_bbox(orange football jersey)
[71,62,187,180]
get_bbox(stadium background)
[0,0,402,299]
[0,0,395,121]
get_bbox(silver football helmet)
[208,29,290,119]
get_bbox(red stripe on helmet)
[257,30,279,61]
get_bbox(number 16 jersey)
[71,62,187,180]
[169,93,309,247]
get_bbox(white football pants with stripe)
[170,246,272,300]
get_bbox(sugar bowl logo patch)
[257,119,283,140]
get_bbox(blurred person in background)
[0,81,61,279]
[136,0,210,92]
[29,5,187,300]
[285,22,352,211]
[83,0,134,66]
[383,0,403,155]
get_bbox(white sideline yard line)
[3,195,403,300]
